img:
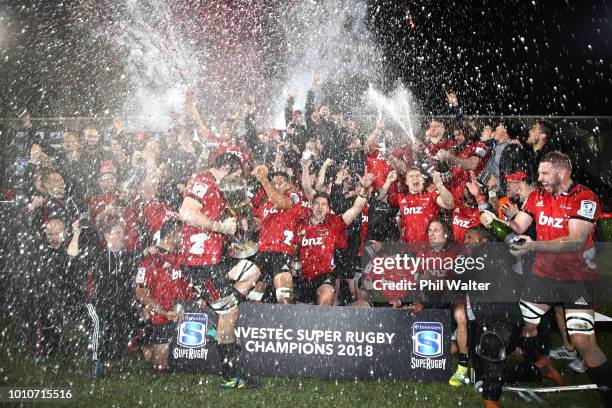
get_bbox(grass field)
[1,320,610,408]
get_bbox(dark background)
[367,0,612,115]
[0,0,610,117]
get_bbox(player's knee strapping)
[246,290,264,301]
[228,260,259,283]
[565,311,595,335]
[276,287,293,301]
[209,294,239,315]
[519,301,547,325]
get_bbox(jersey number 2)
[189,233,210,255]
[283,230,294,246]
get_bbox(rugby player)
[501,151,611,405]
[179,153,261,389]
[294,174,374,306]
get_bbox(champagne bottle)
[437,160,451,183]
[490,218,524,245]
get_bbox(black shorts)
[334,250,360,280]
[253,251,291,283]
[294,273,334,304]
[151,323,175,344]
[521,273,594,310]
[183,258,240,303]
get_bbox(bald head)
[45,218,66,248]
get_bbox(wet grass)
[0,320,610,407]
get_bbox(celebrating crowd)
[2,80,611,407]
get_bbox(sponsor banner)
[169,310,220,372]
[170,303,451,381]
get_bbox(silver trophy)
[218,177,259,258]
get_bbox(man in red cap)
[495,171,534,222]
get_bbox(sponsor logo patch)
[412,321,443,358]
[577,200,596,220]
[177,313,208,349]
[135,267,146,284]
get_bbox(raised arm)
[251,165,293,210]
[301,159,316,202]
[342,173,374,225]
[432,171,455,210]
[315,158,334,192]
[66,219,81,257]
[184,86,212,140]
[365,120,384,155]
[285,92,298,127]
[305,77,318,129]
[377,170,397,202]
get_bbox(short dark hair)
[158,219,182,241]
[212,153,242,174]
[534,120,554,141]
[312,192,330,204]
[501,119,524,140]
[540,150,571,172]
[98,214,123,235]
[269,171,291,183]
[466,225,493,242]
[428,218,453,242]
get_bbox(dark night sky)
[368,0,612,115]
[0,0,611,117]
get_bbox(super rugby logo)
[412,322,443,358]
[301,236,323,246]
[538,213,564,229]
[403,207,423,215]
[177,313,208,348]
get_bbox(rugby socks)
[586,362,612,407]
[458,352,470,368]
[218,343,239,380]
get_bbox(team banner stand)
[170,303,451,381]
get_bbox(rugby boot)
[449,365,469,387]
[219,376,260,389]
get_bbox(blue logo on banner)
[177,313,208,348]
[412,322,443,358]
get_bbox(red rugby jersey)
[365,145,412,192]
[181,172,226,266]
[297,214,348,280]
[521,184,600,281]
[391,190,440,243]
[254,191,303,254]
[135,252,195,325]
[451,203,481,243]
[449,142,489,203]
